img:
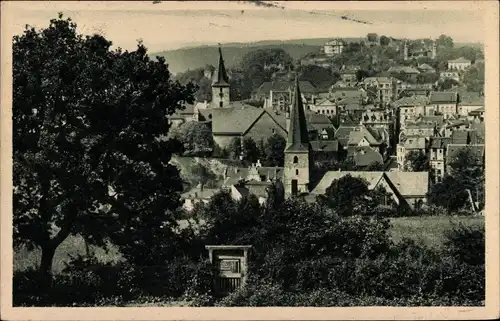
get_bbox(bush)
[443,223,485,265]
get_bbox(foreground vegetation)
[14,215,484,275]
[13,15,485,308]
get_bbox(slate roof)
[429,91,458,104]
[212,47,230,87]
[446,144,485,164]
[285,79,310,152]
[402,136,426,149]
[429,137,451,149]
[347,126,381,146]
[451,130,469,144]
[334,125,357,146]
[311,171,429,197]
[256,80,316,95]
[222,166,284,187]
[448,57,471,63]
[394,95,428,107]
[310,140,339,152]
[211,104,265,134]
[348,147,384,167]
[458,93,484,106]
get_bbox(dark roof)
[310,140,339,152]
[429,137,451,149]
[285,78,310,153]
[451,130,469,145]
[429,91,458,104]
[334,125,357,147]
[353,148,384,167]
[256,80,316,95]
[446,144,485,164]
[212,47,230,87]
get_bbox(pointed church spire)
[212,45,230,87]
[285,76,309,152]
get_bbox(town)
[11,9,486,310]
[170,34,485,216]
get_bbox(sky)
[3,1,486,52]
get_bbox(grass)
[389,215,484,249]
[14,215,484,274]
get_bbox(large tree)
[13,14,194,281]
[404,150,429,172]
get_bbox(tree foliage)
[13,14,193,278]
[264,134,286,167]
[169,121,214,156]
[404,150,429,172]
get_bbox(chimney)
[223,166,228,179]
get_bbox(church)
[180,46,429,210]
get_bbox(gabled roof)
[211,104,264,134]
[310,140,339,152]
[310,171,429,197]
[384,172,429,197]
[181,187,220,200]
[458,93,484,106]
[402,136,426,149]
[448,57,472,63]
[351,147,384,167]
[394,95,428,107]
[451,130,469,144]
[285,78,310,152]
[429,91,458,104]
[347,126,381,146]
[429,137,451,149]
[334,125,357,146]
[223,166,284,187]
[212,47,230,87]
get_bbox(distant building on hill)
[447,57,472,71]
[324,38,346,56]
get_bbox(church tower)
[403,40,409,61]
[284,77,311,198]
[431,41,437,59]
[212,46,230,108]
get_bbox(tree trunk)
[39,244,57,288]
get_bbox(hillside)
[152,43,320,75]
[150,36,483,75]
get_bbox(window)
[272,128,275,134]
[296,169,299,175]
[293,156,298,164]
[219,101,223,108]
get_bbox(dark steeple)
[212,46,230,87]
[285,76,309,152]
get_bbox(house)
[339,67,358,85]
[181,186,220,212]
[306,113,336,140]
[440,119,471,138]
[309,98,338,117]
[310,140,340,163]
[428,137,451,183]
[388,66,420,82]
[324,38,345,56]
[394,95,428,128]
[447,57,472,71]
[445,144,485,173]
[396,136,427,170]
[310,171,429,210]
[362,77,397,105]
[426,91,459,118]
[360,108,393,134]
[402,121,437,139]
[418,63,436,74]
[347,146,384,169]
[254,80,316,111]
[458,93,484,116]
[439,71,460,82]
[468,106,484,121]
[168,102,196,128]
